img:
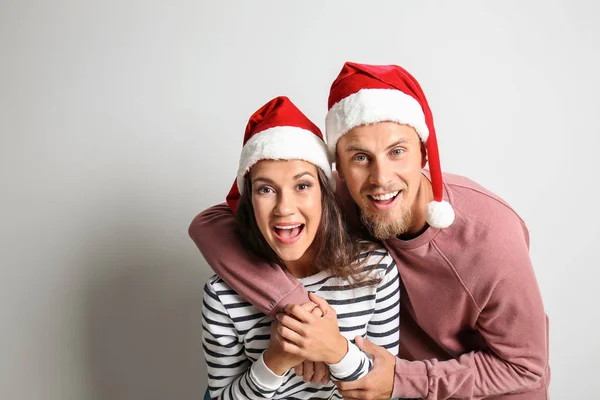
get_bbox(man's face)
[336,121,425,239]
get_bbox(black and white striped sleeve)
[202,282,284,399]
[327,336,372,382]
[367,254,400,354]
[326,254,400,382]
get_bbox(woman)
[201,96,400,399]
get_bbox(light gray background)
[1,1,598,399]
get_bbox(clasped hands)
[263,292,345,383]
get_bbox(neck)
[284,248,319,278]
[406,173,434,236]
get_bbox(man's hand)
[334,336,396,400]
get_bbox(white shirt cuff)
[327,338,362,379]
[249,352,287,391]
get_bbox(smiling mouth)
[368,190,401,205]
[272,224,305,244]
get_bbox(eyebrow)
[252,171,316,185]
[293,171,316,180]
[252,176,275,185]
[344,139,410,153]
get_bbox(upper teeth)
[275,224,301,229]
[371,191,399,201]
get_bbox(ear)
[420,141,428,168]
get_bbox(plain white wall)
[1,1,598,398]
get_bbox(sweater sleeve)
[202,281,285,399]
[329,255,401,382]
[189,203,309,317]
[366,258,401,354]
[391,221,548,399]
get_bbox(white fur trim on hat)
[426,200,455,228]
[237,126,333,192]
[325,88,429,155]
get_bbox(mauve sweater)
[189,171,550,399]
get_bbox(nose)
[274,190,296,217]
[369,158,391,187]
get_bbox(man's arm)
[339,219,548,399]
[190,203,309,317]
[389,219,548,399]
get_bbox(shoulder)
[204,274,226,291]
[203,275,245,306]
[434,173,533,306]
[442,172,529,243]
[444,172,520,216]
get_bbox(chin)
[364,205,394,218]
[277,249,306,262]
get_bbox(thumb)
[308,292,333,315]
[355,336,382,358]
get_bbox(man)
[191,62,549,399]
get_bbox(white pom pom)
[426,200,455,228]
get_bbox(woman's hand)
[264,321,305,375]
[264,301,323,375]
[276,293,347,364]
[292,304,331,384]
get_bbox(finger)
[284,303,314,323]
[312,362,328,384]
[278,324,304,344]
[309,304,324,317]
[311,362,324,384]
[338,389,364,400]
[300,301,324,318]
[276,313,305,333]
[333,380,366,399]
[294,363,303,377]
[280,338,303,356]
[299,301,316,312]
[354,336,381,358]
[273,329,287,347]
[334,377,364,392]
[303,360,314,383]
[271,322,281,342]
[308,293,333,316]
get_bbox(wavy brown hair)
[235,168,378,284]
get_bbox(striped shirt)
[202,248,400,399]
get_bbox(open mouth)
[367,190,402,210]
[272,224,305,244]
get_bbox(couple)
[194,62,550,399]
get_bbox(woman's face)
[250,159,322,264]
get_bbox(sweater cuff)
[327,338,359,380]
[269,284,310,318]
[391,358,429,399]
[249,353,286,392]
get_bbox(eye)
[297,182,312,191]
[256,186,274,194]
[391,148,405,156]
[352,154,369,163]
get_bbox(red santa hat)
[325,62,455,228]
[226,96,333,212]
